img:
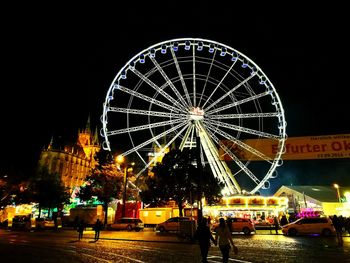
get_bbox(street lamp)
[333,183,341,203]
[116,155,135,217]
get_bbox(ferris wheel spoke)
[204,122,273,163]
[170,48,192,107]
[218,140,261,186]
[149,56,189,108]
[193,47,197,107]
[206,90,270,115]
[130,68,187,112]
[204,119,281,140]
[121,121,189,157]
[202,60,238,109]
[198,49,217,107]
[208,112,281,120]
[204,73,257,112]
[117,85,182,113]
[136,151,148,166]
[107,106,187,119]
[136,123,190,177]
[106,118,186,136]
[205,127,261,186]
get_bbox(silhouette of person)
[94,219,103,241]
[215,218,237,263]
[194,217,216,263]
[280,215,288,226]
[331,215,343,247]
[273,216,279,234]
[77,219,85,241]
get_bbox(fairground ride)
[101,38,287,195]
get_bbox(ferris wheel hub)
[189,107,204,121]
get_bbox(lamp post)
[333,183,341,203]
[122,166,127,218]
[116,155,134,218]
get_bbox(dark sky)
[2,4,349,192]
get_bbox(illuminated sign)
[220,134,350,161]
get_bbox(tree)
[201,168,225,205]
[140,149,223,216]
[30,166,70,218]
[77,150,124,225]
[0,166,31,207]
[138,174,167,208]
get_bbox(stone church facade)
[38,117,100,192]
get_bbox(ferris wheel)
[101,38,287,195]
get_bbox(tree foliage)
[0,167,31,207]
[140,149,223,216]
[30,166,70,217]
[77,150,124,225]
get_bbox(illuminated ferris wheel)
[101,38,287,195]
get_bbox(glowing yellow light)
[96,205,103,216]
[202,197,206,206]
[116,155,125,164]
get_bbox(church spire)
[85,114,91,133]
[93,126,99,145]
[48,136,54,150]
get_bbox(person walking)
[194,217,216,263]
[94,219,103,241]
[214,218,237,263]
[273,216,280,234]
[332,215,343,247]
[280,215,288,226]
[77,219,85,241]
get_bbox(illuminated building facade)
[38,117,100,192]
[202,195,289,223]
[274,185,350,217]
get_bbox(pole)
[336,187,341,203]
[122,166,127,217]
[303,192,307,208]
[333,184,341,203]
[196,135,203,223]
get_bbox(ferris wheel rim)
[101,38,287,194]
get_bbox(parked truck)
[66,205,114,227]
[139,207,197,227]
[139,207,178,227]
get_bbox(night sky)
[2,4,349,193]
